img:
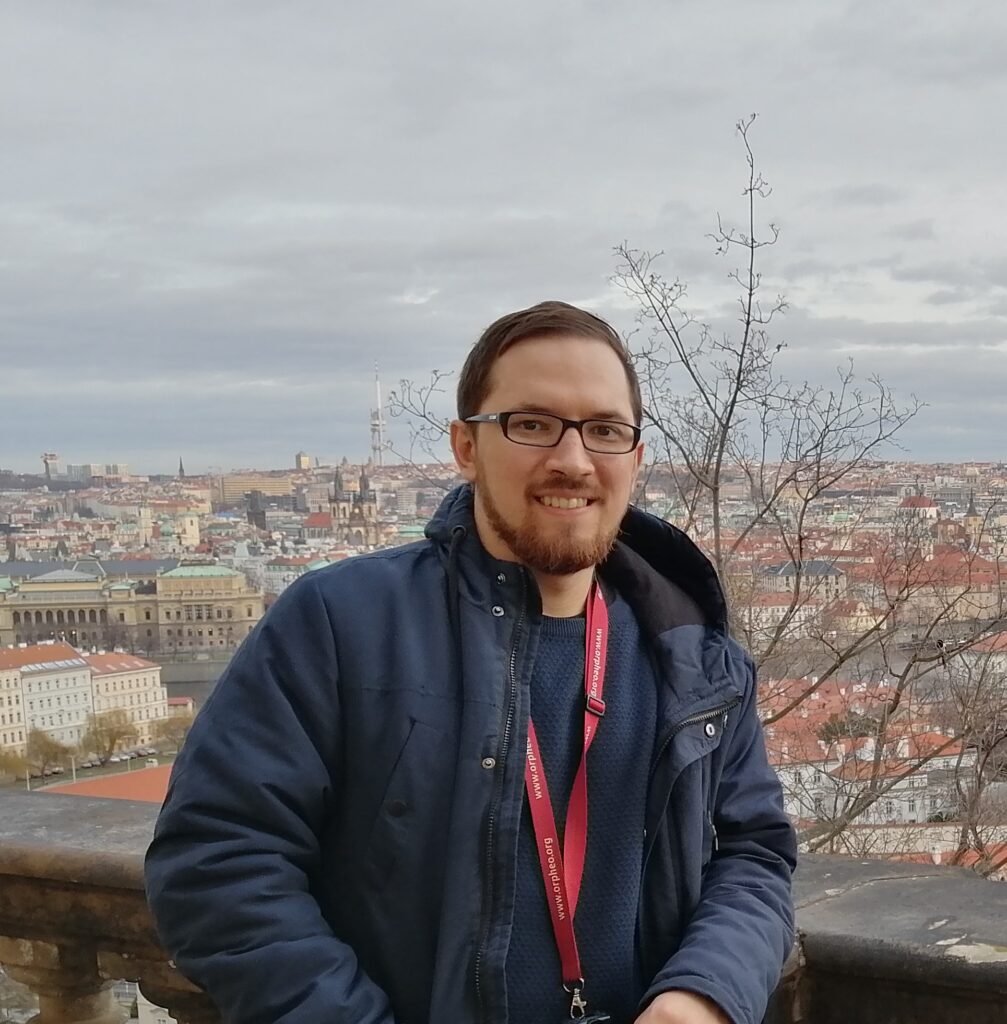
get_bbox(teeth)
[539,496,589,509]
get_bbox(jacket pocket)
[360,717,446,890]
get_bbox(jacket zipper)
[648,696,743,784]
[474,569,527,1024]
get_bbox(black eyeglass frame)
[463,411,642,454]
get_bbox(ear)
[632,439,645,480]
[450,420,478,483]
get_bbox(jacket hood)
[425,484,728,632]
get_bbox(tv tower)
[370,364,386,467]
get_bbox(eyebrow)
[510,404,634,422]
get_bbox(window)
[118,612,125,623]
[145,610,151,621]
[885,800,895,817]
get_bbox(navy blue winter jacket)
[145,485,796,1024]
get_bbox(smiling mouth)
[536,496,594,509]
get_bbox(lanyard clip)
[569,985,588,1020]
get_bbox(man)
[146,301,796,1024]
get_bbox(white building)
[0,651,28,755]
[85,652,168,747]
[15,642,93,747]
[0,642,168,755]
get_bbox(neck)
[533,566,596,618]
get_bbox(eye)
[511,416,552,432]
[588,423,616,437]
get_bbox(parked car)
[109,756,122,764]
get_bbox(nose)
[541,423,595,476]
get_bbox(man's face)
[451,335,644,576]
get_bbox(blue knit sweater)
[505,589,658,1024]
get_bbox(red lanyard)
[523,579,609,1019]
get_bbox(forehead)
[482,335,635,417]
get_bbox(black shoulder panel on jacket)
[610,506,729,633]
[601,541,708,639]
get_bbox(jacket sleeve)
[144,573,397,1024]
[640,654,797,1024]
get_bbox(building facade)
[86,652,168,747]
[0,643,91,752]
[0,565,264,655]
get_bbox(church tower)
[965,490,983,549]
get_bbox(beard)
[476,470,621,576]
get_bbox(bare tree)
[82,709,137,764]
[613,115,921,581]
[386,372,456,491]
[25,730,69,776]
[615,115,1007,860]
[151,711,197,753]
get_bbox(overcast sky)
[3,2,1007,475]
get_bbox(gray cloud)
[888,219,937,241]
[824,184,906,207]
[3,1,1007,471]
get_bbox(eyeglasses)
[464,411,641,454]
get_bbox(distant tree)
[0,749,29,781]
[151,712,196,752]
[816,711,877,744]
[82,710,137,764]
[26,730,69,775]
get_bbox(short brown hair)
[457,300,642,423]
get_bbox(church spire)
[178,457,185,479]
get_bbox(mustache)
[525,476,597,497]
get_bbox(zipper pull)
[709,810,719,853]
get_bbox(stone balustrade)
[3,786,1007,1023]
[0,789,218,1023]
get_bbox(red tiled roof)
[0,642,82,671]
[84,653,159,675]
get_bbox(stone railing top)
[792,853,1007,998]
[0,788,157,889]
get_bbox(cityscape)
[5,441,1007,876]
